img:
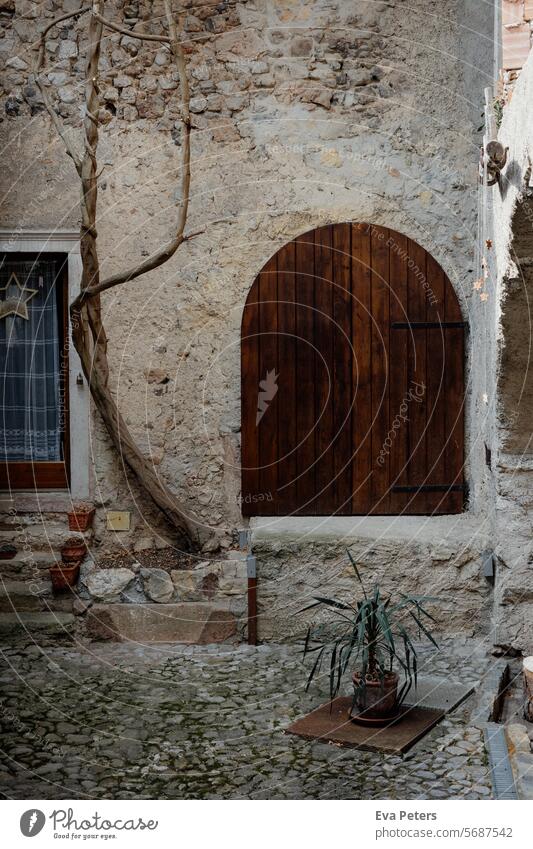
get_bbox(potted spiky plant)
[302,552,439,725]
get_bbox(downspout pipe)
[247,553,257,645]
[239,529,258,645]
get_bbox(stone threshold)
[0,491,76,514]
[250,514,489,546]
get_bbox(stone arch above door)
[241,223,466,516]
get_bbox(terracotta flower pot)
[350,671,399,724]
[68,505,95,532]
[61,537,87,564]
[49,561,80,592]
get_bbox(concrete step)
[0,611,75,638]
[86,603,237,644]
[0,580,52,612]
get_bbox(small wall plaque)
[106,510,131,531]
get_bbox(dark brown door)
[241,223,465,516]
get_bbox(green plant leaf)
[375,606,395,653]
[408,608,439,648]
[347,549,367,598]
[329,641,338,701]
[299,596,355,623]
[305,645,325,692]
[303,626,312,659]
[392,595,439,622]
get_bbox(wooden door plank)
[241,281,260,515]
[352,223,372,513]
[0,461,69,489]
[369,225,390,513]
[313,225,335,513]
[295,231,316,513]
[276,241,298,514]
[332,222,353,513]
[256,254,279,514]
[388,231,409,514]
[425,254,447,514]
[406,239,428,514]
[444,275,465,513]
[241,225,465,519]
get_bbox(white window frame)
[0,229,90,500]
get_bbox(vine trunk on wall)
[34,2,205,548]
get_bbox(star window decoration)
[0,272,38,321]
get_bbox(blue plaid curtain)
[0,258,62,462]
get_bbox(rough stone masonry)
[0,2,507,643]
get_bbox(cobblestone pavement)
[0,640,493,800]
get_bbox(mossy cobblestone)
[0,640,492,800]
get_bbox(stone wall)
[0,1,497,640]
[492,50,533,654]
[250,515,493,642]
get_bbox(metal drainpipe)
[240,529,257,645]
[493,0,501,88]
[247,554,257,645]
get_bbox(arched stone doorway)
[241,223,466,516]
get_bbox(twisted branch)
[37,2,205,547]
[75,0,192,299]
[91,6,170,43]
[34,5,91,174]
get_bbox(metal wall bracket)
[391,321,469,330]
[238,529,250,551]
[246,554,256,579]
[392,484,466,493]
[482,549,495,584]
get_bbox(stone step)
[0,551,61,581]
[0,518,66,534]
[86,603,237,644]
[0,612,75,638]
[0,580,52,612]
[0,523,93,548]
[4,551,58,565]
[2,553,59,571]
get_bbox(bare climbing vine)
[34,2,204,548]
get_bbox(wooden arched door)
[241,223,466,516]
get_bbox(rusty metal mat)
[285,697,445,754]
